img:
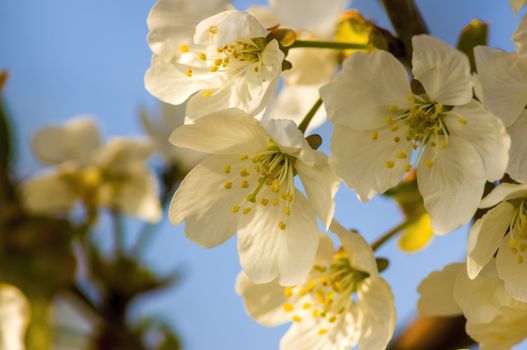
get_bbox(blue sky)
[0,0,523,349]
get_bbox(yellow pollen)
[272,199,279,206]
[214,58,223,66]
[240,155,248,160]
[405,164,412,172]
[209,66,219,73]
[186,68,193,77]
[231,205,240,213]
[208,25,218,34]
[224,165,231,174]
[329,316,337,323]
[511,247,519,254]
[286,193,293,202]
[391,125,399,132]
[179,44,190,53]
[260,198,269,206]
[318,329,328,336]
[397,152,408,159]
[385,116,393,124]
[385,160,395,169]
[280,193,288,200]
[458,117,468,125]
[198,52,207,60]
[313,309,320,317]
[284,287,293,298]
[272,181,279,193]
[202,90,213,97]
[242,207,252,215]
[279,221,287,230]
[240,169,250,177]
[394,136,400,143]
[303,303,312,310]
[430,141,437,147]
[246,194,256,203]
[298,288,307,297]
[241,180,249,189]
[283,303,294,312]
[425,159,434,168]
[371,131,379,140]
[406,93,414,101]
[284,206,291,216]
[224,182,232,189]
[292,315,302,323]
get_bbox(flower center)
[222,141,296,231]
[507,199,527,264]
[281,248,369,336]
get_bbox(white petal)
[95,138,153,168]
[297,152,339,229]
[474,46,527,126]
[480,182,527,209]
[417,136,486,235]
[269,0,348,37]
[235,272,290,327]
[260,118,311,160]
[514,12,527,53]
[497,234,527,302]
[145,55,222,106]
[20,172,77,214]
[147,0,228,56]
[169,109,269,155]
[266,85,327,132]
[357,277,396,350]
[412,35,472,106]
[32,117,100,165]
[284,48,337,86]
[445,100,510,182]
[315,232,335,265]
[320,51,411,131]
[330,124,412,202]
[454,261,513,324]
[247,6,280,29]
[417,263,464,317]
[508,111,527,183]
[330,221,378,277]
[169,155,244,248]
[237,189,319,285]
[467,202,515,280]
[0,284,29,350]
[194,10,267,48]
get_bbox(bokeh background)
[0,1,523,349]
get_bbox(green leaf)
[456,19,488,72]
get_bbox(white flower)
[320,34,510,235]
[145,5,285,122]
[168,108,339,285]
[510,0,527,14]
[21,117,162,222]
[418,260,527,350]
[0,284,29,350]
[236,222,396,350]
[141,102,205,173]
[467,182,527,302]
[475,16,527,183]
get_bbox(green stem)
[371,215,420,251]
[290,40,371,50]
[298,98,323,133]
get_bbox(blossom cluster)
[17,0,527,349]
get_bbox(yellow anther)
[385,160,395,169]
[246,194,256,203]
[224,182,232,189]
[241,180,249,189]
[303,303,312,310]
[511,247,519,254]
[279,221,287,230]
[285,193,293,202]
[440,140,448,149]
[202,90,213,97]
[520,244,527,252]
[393,136,400,143]
[242,207,252,215]
[179,44,190,53]
[387,105,399,113]
[231,205,240,213]
[405,164,412,172]
[272,198,279,206]
[458,117,468,125]
[329,316,337,323]
[280,193,288,200]
[186,68,193,77]
[272,181,279,193]
[430,141,437,147]
[313,309,320,317]
[406,93,414,101]
[214,58,223,66]
[284,206,291,216]
[208,25,218,34]
[240,169,250,177]
[224,165,231,174]
[390,125,399,132]
[260,198,269,206]
[371,131,379,141]
[283,303,294,312]
[406,135,412,141]
[240,155,248,160]
[518,255,524,264]
[209,66,219,73]
[434,104,443,114]
[425,159,434,168]
[284,287,293,298]
[385,116,393,124]
[198,52,207,60]
[318,329,328,336]
[397,152,408,159]
[254,165,260,172]
[292,315,302,323]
